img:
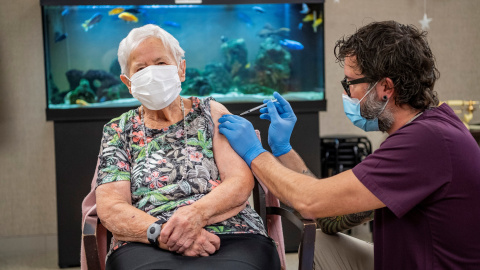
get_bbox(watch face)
[147,223,161,245]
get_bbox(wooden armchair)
[82,177,316,270]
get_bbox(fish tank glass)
[41,0,326,121]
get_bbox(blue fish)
[163,21,181,28]
[279,39,304,50]
[298,22,303,30]
[237,12,253,26]
[82,13,103,32]
[300,3,309,14]
[61,7,69,16]
[253,6,266,13]
[220,35,228,43]
[54,31,68,43]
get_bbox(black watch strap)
[147,220,164,247]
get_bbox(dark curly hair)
[334,21,440,110]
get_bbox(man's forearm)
[317,210,374,235]
[251,152,319,217]
[277,149,315,177]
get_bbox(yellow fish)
[302,13,314,22]
[76,99,90,106]
[108,7,124,16]
[118,12,138,23]
[313,15,323,32]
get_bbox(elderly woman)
[95,24,280,270]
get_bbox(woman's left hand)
[181,229,220,257]
[160,204,207,253]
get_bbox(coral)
[254,37,291,93]
[204,64,232,94]
[238,84,276,95]
[221,39,250,83]
[68,78,96,104]
[183,76,212,96]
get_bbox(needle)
[239,99,278,116]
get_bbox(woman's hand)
[181,229,220,257]
[160,204,207,253]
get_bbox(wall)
[0,0,479,240]
[0,0,57,237]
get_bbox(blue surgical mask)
[342,82,386,132]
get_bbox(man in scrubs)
[218,21,480,269]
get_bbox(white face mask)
[125,65,182,110]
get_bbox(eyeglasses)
[341,77,371,97]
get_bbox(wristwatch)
[147,220,164,247]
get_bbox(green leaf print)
[108,133,121,147]
[100,166,130,183]
[205,226,232,233]
[150,200,181,214]
[132,187,150,196]
[137,196,149,209]
[185,130,214,158]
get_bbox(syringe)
[239,99,278,116]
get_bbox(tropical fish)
[298,22,303,30]
[82,13,103,32]
[220,35,228,43]
[245,63,251,69]
[163,21,181,28]
[76,99,90,106]
[108,7,124,16]
[313,16,323,31]
[252,6,266,13]
[257,24,290,38]
[300,3,309,14]
[279,39,304,50]
[61,7,69,16]
[302,13,314,22]
[237,12,253,26]
[54,31,68,43]
[118,12,138,23]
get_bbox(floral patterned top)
[96,97,267,253]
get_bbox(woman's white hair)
[117,24,185,76]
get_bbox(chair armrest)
[82,215,104,270]
[267,207,316,270]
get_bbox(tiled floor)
[0,224,371,270]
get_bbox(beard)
[361,88,394,132]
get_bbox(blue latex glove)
[218,114,267,167]
[259,92,297,157]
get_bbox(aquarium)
[41,0,325,120]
